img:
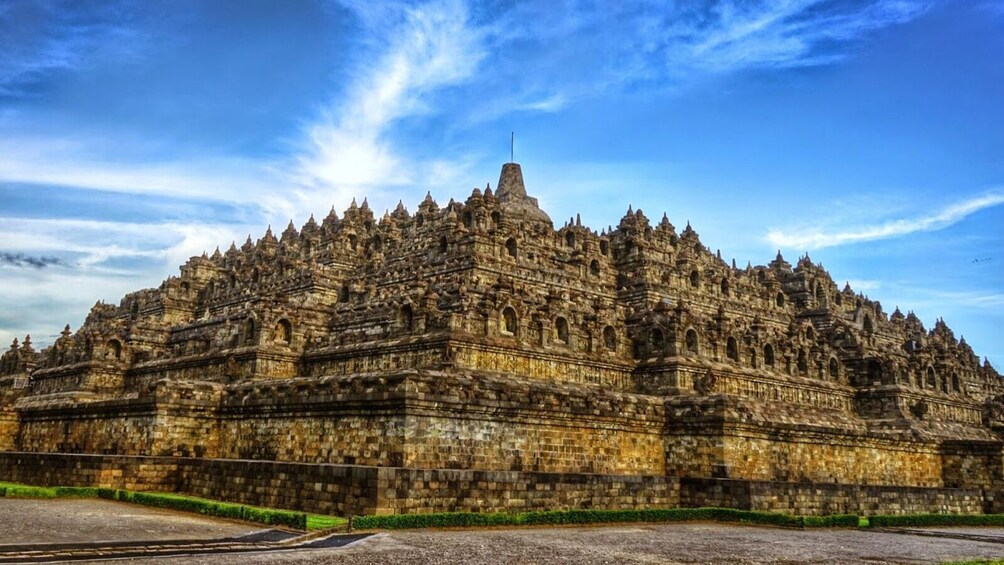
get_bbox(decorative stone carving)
[693,370,718,395]
[0,162,1002,517]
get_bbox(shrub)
[351,507,843,531]
[802,514,859,528]
[0,483,58,498]
[868,514,1004,528]
[53,487,100,498]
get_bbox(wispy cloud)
[927,290,1004,310]
[0,214,266,349]
[0,0,143,97]
[0,1,933,218]
[845,278,883,291]
[516,93,568,113]
[0,137,281,202]
[0,267,154,349]
[465,0,932,117]
[0,0,946,351]
[289,0,485,200]
[766,189,1004,249]
[979,0,1004,16]
[0,217,255,274]
[668,0,931,73]
[0,252,65,269]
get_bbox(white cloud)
[0,0,496,356]
[0,137,282,202]
[0,0,934,224]
[289,0,485,197]
[0,216,262,349]
[0,217,255,274]
[517,93,568,113]
[0,0,945,353]
[0,0,145,96]
[845,279,883,291]
[474,0,932,111]
[766,189,1004,249]
[933,291,1004,309]
[674,0,931,72]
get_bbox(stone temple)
[2,163,1002,517]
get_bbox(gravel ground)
[0,498,260,544]
[3,499,1004,564]
[130,524,1004,565]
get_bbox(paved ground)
[4,498,1004,564]
[134,525,1004,565]
[0,498,261,544]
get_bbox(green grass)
[351,507,860,531]
[306,514,349,530]
[0,481,338,531]
[0,482,100,499]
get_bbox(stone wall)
[0,452,374,516]
[215,373,408,466]
[941,440,1004,512]
[0,452,678,517]
[680,478,984,516]
[401,372,665,474]
[29,365,126,396]
[301,339,447,378]
[16,399,159,454]
[15,380,223,457]
[664,395,946,487]
[0,410,17,452]
[722,432,943,486]
[639,365,855,412]
[209,369,667,474]
[10,371,667,476]
[453,343,634,390]
[374,467,678,515]
[5,451,987,517]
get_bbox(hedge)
[0,482,306,530]
[801,514,860,528]
[0,483,99,499]
[868,513,1004,528]
[352,507,859,530]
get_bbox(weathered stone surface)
[1,163,1002,516]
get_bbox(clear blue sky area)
[0,0,1001,365]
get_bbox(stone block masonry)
[2,162,1003,517]
[680,478,984,516]
[0,452,678,517]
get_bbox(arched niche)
[501,307,518,336]
[274,319,293,345]
[555,316,570,345]
[763,344,775,368]
[726,337,739,362]
[685,329,699,355]
[603,326,617,351]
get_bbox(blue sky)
[0,0,1002,365]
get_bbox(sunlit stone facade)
[2,163,1002,516]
